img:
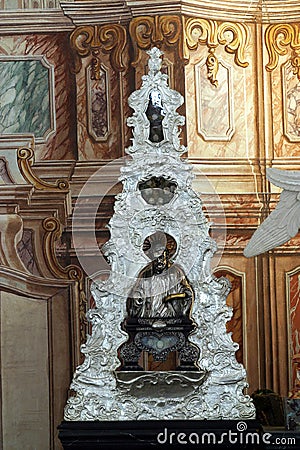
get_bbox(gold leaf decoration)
[184,18,249,86]
[18,147,69,191]
[265,23,300,80]
[70,24,127,78]
[129,15,182,67]
[206,48,219,87]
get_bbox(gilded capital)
[184,18,249,86]
[129,15,183,66]
[70,24,127,77]
[265,23,300,80]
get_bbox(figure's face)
[154,250,168,274]
[150,90,161,107]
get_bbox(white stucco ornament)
[64,48,255,421]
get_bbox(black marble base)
[58,419,263,449]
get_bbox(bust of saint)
[127,235,193,321]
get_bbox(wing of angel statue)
[244,168,300,257]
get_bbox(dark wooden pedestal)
[58,419,264,449]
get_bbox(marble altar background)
[0,58,51,139]
[0,34,77,160]
[0,1,300,448]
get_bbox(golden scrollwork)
[184,18,249,86]
[17,147,69,191]
[42,217,88,346]
[265,24,300,80]
[70,24,127,78]
[206,48,219,87]
[129,15,183,67]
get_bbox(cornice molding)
[0,10,73,34]
[60,1,132,25]
[126,0,300,23]
[1,1,300,33]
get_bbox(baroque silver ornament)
[64,47,255,421]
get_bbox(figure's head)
[153,249,168,274]
[149,89,162,107]
[143,231,177,263]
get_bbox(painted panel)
[0,56,55,142]
[282,61,300,142]
[195,58,234,141]
[287,269,300,391]
[186,34,256,168]
[77,55,123,160]
[0,292,49,450]
[87,64,110,142]
[272,60,300,158]
[17,229,40,276]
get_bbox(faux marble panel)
[195,59,234,141]
[282,61,300,142]
[0,292,49,450]
[0,34,77,160]
[87,64,110,141]
[0,57,53,141]
[272,59,300,158]
[186,35,256,162]
[288,270,300,390]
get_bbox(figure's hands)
[163,292,186,303]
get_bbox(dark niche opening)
[145,89,166,143]
[138,176,177,206]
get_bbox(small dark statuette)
[145,89,166,143]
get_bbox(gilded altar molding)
[129,15,183,67]
[265,23,300,80]
[184,18,249,86]
[129,15,182,67]
[18,147,69,192]
[70,24,127,78]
